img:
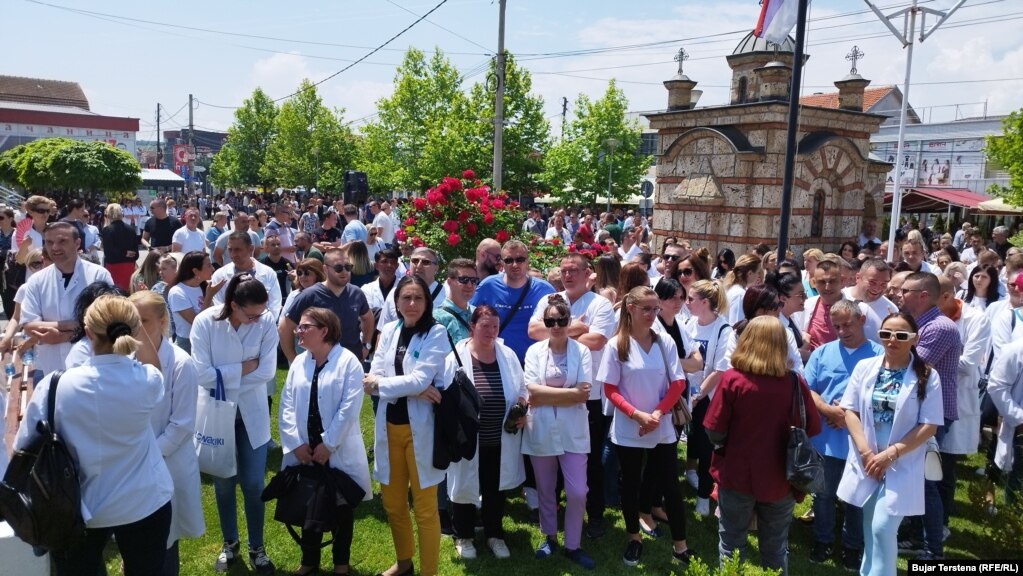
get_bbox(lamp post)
[312,147,320,191]
[604,137,619,214]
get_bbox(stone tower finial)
[674,47,689,77]
[846,45,865,75]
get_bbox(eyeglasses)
[878,329,917,341]
[543,316,570,328]
[28,260,44,270]
[633,305,661,315]
[503,256,527,265]
[678,267,694,277]
[330,263,354,273]
[296,269,316,277]
[294,323,323,333]
[662,254,680,262]
[455,276,479,285]
[410,257,435,266]
[242,309,266,322]
[32,207,50,215]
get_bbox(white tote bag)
[194,369,237,478]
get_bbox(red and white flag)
[754,0,800,45]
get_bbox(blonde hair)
[803,248,824,262]
[730,316,789,377]
[688,279,728,315]
[105,203,124,221]
[723,254,762,290]
[614,286,658,362]
[128,291,171,338]
[85,295,142,356]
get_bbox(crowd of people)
[0,191,1021,576]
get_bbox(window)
[811,190,825,237]
[737,76,748,104]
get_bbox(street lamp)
[604,137,620,214]
[312,147,320,191]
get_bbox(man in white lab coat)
[20,221,113,374]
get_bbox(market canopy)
[974,197,1023,215]
[883,187,991,213]
[140,168,185,185]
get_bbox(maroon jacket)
[703,368,822,502]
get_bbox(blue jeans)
[717,488,795,576]
[907,419,950,556]
[862,483,901,576]
[213,416,269,549]
[813,455,863,550]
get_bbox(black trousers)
[300,505,355,567]
[54,501,172,576]
[585,399,607,522]
[687,396,714,499]
[616,443,687,541]
[453,443,505,539]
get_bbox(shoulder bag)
[498,278,533,335]
[786,371,826,494]
[655,336,691,428]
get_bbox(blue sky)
[6,0,1021,139]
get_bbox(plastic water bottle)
[21,332,34,366]
[5,363,14,378]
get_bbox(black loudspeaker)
[344,171,369,205]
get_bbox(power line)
[383,0,492,53]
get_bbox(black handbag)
[786,372,825,494]
[262,464,340,546]
[655,336,691,428]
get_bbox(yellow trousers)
[380,423,440,576]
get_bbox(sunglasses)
[32,207,50,215]
[678,267,694,277]
[503,256,527,265]
[662,254,680,262]
[543,316,570,328]
[294,323,323,333]
[878,329,917,341]
[331,264,354,273]
[455,276,479,285]
[410,257,435,266]
[296,269,316,277]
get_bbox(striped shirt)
[472,358,506,447]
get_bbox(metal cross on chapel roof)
[846,45,865,75]
[674,47,689,76]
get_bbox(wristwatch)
[363,342,372,351]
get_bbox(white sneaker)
[455,538,477,559]
[695,497,710,517]
[523,487,539,510]
[685,470,699,490]
[488,538,511,559]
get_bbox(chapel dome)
[731,30,796,55]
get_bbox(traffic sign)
[641,180,654,198]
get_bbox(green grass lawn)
[103,369,1013,575]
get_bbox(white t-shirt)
[172,227,207,253]
[841,287,898,322]
[726,284,746,325]
[372,211,395,244]
[167,284,204,338]
[685,315,732,397]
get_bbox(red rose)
[466,223,478,235]
[427,190,444,205]
[404,217,416,227]
[483,212,494,225]
[492,199,505,210]
[442,220,459,234]
[462,169,476,180]
[432,209,443,219]
[443,176,462,191]
[412,236,425,248]
[568,244,576,253]
[413,198,427,211]
[457,210,470,222]
[550,238,560,246]
[509,200,519,208]
[447,232,461,246]
[495,230,509,243]
[396,229,407,242]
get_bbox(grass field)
[100,368,1012,575]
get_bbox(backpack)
[0,371,86,551]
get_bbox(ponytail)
[910,346,931,399]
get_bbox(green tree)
[987,109,1023,207]
[422,53,550,197]
[358,48,464,195]
[0,138,141,204]
[210,87,278,190]
[263,79,357,191]
[540,80,650,208]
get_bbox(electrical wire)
[383,0,492,53]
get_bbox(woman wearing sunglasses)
[837,312,942,576]
[279,307,371,576]
[281,258,325,320]
[523,295,595,569]
[599,286,695,568]
[445,305,526,561]
[191,274,280,574]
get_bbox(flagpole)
[776,0,810,258]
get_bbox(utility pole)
[775,0,809,258]
[156,103,161,170]
[604,137,619,214]
[188,94,195,196]
[492,0,507,192]
[864,0,966,261]
[561,96,568,139]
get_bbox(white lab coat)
[444,339,527,504]
[19,258,113,374]
[190,305,280,449]
[987,338,1023,472]
[522,338,592,456]
[370,321,450,488]
[14,355,173,528]
[279,344,371,500]
[376,281,447,331]
[209,259,283,317]
[836,354,944,517]
[941,304,990,455]
[151,338,205,546]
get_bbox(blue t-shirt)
[804,339,884,459]
[872,366,907,448]
[286,283,369,360]
[341,220,368,244]
[470,275,555,364]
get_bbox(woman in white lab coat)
[129,290,205,576]
[522,295,594,568]
[190,273,280,574]
[837,313,943,576]
[445,305,527,561]
[363,275,450,576]
[14,295,173,576]
[279,306,370,576]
